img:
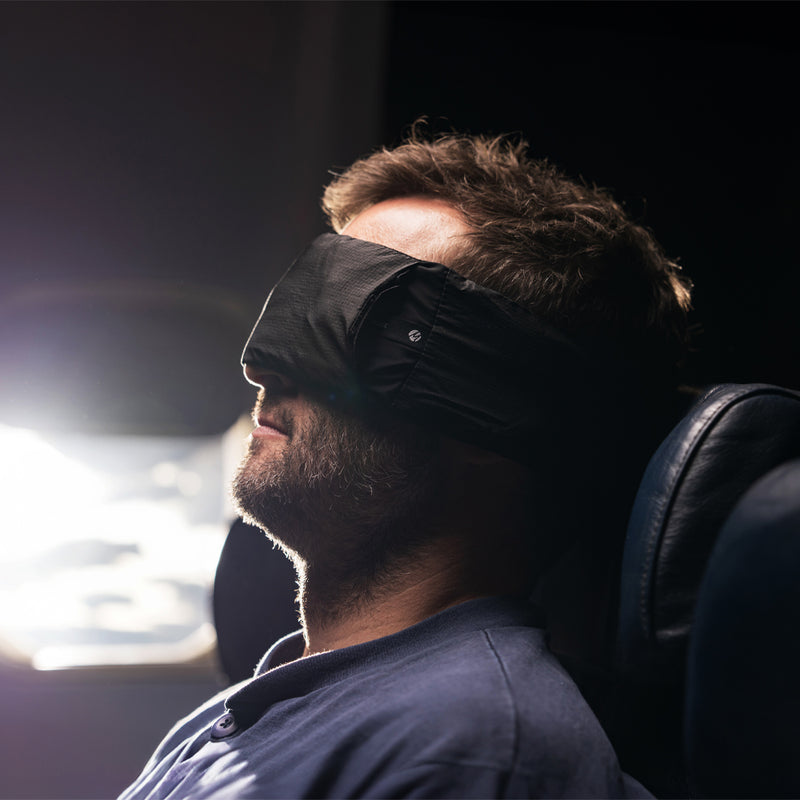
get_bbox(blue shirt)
[120,597,651,798]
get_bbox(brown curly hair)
[323,130,692,376]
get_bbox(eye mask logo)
[242,234,598,465]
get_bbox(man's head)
[234,189,543,606]
[233,130,694,627]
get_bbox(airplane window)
[0,282,253,670]
[0,418,250,669]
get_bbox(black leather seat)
[213,517,299,684]
[685,457,800,798]
[612,383,800,796]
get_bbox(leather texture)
[213,518,299,684]
[685,458,800,798]
[617,383,800,678]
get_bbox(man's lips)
[252,414,289,439]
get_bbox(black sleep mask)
[242,233,606,465]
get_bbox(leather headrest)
[213,518,299,684]
[616,383,800,680]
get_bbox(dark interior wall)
[0,1,389,313]
[382,2,800,390]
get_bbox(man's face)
[233,196,472,572]
[231,381,445,571]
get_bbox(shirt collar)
[224,596,540,727]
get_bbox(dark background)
[2,1,798,401]
[383,2,800,390]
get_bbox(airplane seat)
[685,457,800,799]
[213,517,299,684]
[611,383,800,796]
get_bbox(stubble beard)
[231,397,446,622]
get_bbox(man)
[120,131,691,798]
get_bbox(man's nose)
[243,364,298,396]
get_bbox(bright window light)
[0,416,251,670]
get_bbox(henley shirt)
[119,597,651,799]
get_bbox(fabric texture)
[119,598,651,799]
[242,234,614,466]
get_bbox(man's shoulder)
[366,619,552,710]
[330,620,636,798]
[375,625,600,731]
[480,624,604,727]
[351,621,607,759]
[367,617,577,710]
[479,626,626,778]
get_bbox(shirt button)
[210,712,240,740]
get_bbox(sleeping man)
[120,130,691,799]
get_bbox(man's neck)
[284,445,538,658]
[297,534,528,656]
[300,592,478,657]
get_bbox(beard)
[231,391,447,608]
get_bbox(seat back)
[612,383,800,794]
[213,518,299,684]
[618,383,800,677]
[686,458,800,799]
